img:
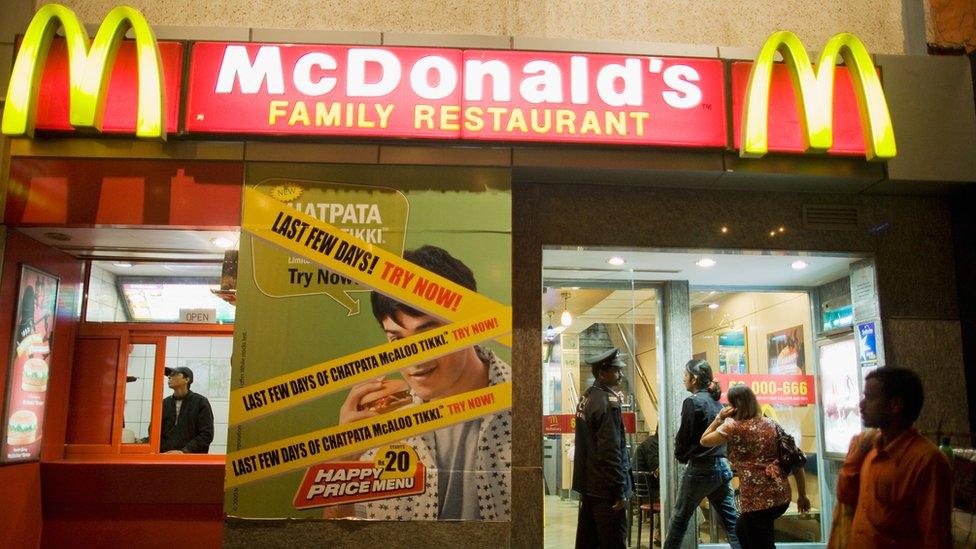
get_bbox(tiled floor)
[544,495,661,549]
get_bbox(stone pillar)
[658,280,694,548]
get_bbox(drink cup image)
[7,410,39,446]
[22,357,49,392]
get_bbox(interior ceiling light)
[560,291,573,326]
[113,262,134,268]
[696,258,716,268]
[211,236,235,249]
[791,260,809,270]
[608,256,625,266]
[720,226,729,234]
[708,303,720,310]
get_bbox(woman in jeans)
[663,360,741,549]
[701,385,811,548]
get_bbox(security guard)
[573,348,633,549]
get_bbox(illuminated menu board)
[1,265,59,463]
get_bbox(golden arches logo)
[740,31,895,161]
[1,4,165,139]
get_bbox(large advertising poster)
[226,164,511,521]
[717,328,747,374]
[767,325,805,375]
[819,337,861,457]
[2,265,59,463]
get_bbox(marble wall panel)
[49,1,905,54]
[883,318,970,443]
[224,519,511,548]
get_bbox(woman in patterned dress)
[700,385,811,548]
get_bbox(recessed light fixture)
[708,303,719,310]
[696,258,716,268]
[778,227,786,233]
[720,226,729,234]
[211,236,235,249]
[113,262,134,268]
[791,260,808,270]
[44,232,71,242]
[608,256,625,266]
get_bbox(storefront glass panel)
[540,247,876,548]
[541,252,664,548]
[691,290,823,543]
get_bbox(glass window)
[85,261,234,323]
[122,343,157,444]
[161,336,232,455]
[539,248,875,548]
[542,256,664,548]
[691,290,823,543]
[120,277,234,323]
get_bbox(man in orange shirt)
[833,367,952,548]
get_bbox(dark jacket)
[674,389,726,463]
[572,383,633,500]
[634,434,660,501]
[160,390,214,453]
[634,434,659,474]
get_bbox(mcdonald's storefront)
[1,4,975,549]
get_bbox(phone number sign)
[716,373,816,406]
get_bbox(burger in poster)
[356,379,414,414]
[7,410,39,446]
[22,357,49,392]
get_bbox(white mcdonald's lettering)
[216,45,285,94]
[464,59,511,101]
[662,65,702,109]
[347,49,401,97]
[212,45,704,109]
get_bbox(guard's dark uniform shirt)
[572,382,633,500]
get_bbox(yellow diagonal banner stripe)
[242,188,511,347]
[228,307,511,425]
[225,382,512,489]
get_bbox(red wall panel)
[65,338,120,445]
[0,230,84,548]
[6,159,243,228]
[41,460,224,549]
[0,463,42,549]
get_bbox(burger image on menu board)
[356,379,414,414]
[7,410,39,446]
[22,358,49,392]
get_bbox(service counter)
[40,457,225,548]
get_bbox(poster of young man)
[225,163,512,522]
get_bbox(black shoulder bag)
[773,420,807,474]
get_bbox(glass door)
[542,253,664,548]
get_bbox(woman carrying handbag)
[701,384,811,548]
